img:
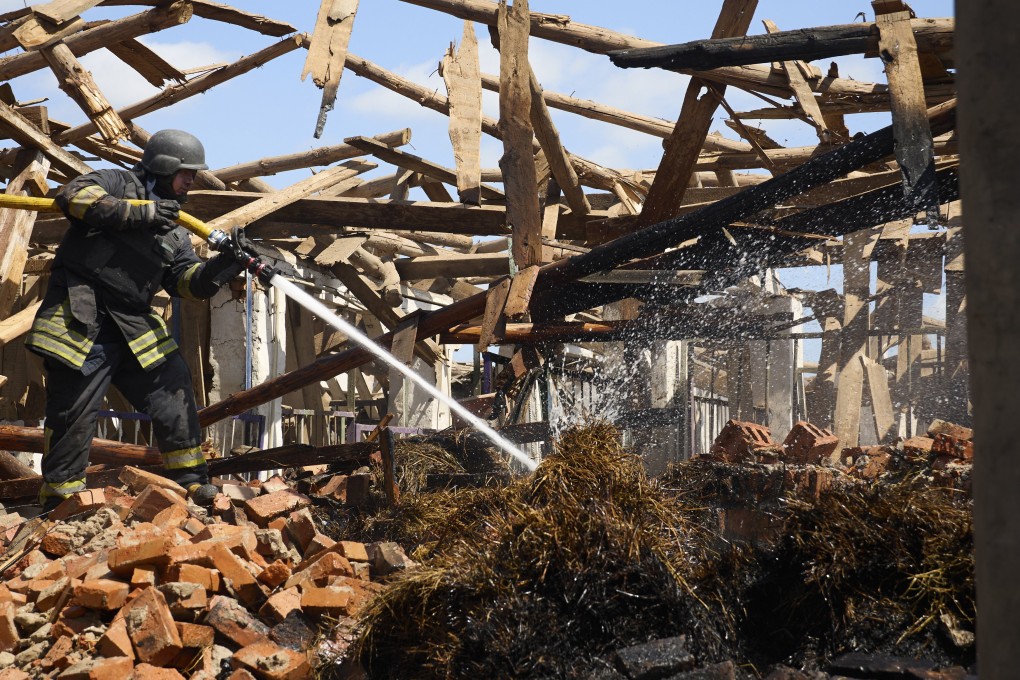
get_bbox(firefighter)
[27,129,248,511]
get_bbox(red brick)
[40,635,74,671]
[245,489,312,528]
[52,605,102,639]
[300,585,356,618]
[313,474,347,499]
[49,489,107,522]
[108,534,173,575]
[221,483,259,503]
[131,565,158,589]
[926,419,973,442]
[158,581,208,615]
[710,419,777,462]
[259,586,302,624]
[337,541,370,563]
[123,586,184,666]
[191,523,259,551]
[132,664,185,679]
[260,475,290,495]
[119,466,187,498]
[40,529,76,557]
[167,540,218,567]
[228,670,257,680]
[152,503,191,529]
[0,602,16,652]
[175,621,215,649]
[781,421,839,465]
[331,575,385,615]
[168,563,221,593]
[98,616,134,659]
[182,517,206,537]
[257,560,291,588]
[206,595,271,648]
[902,436,935,460]
[36,576,74,612]
[859,450,894,479]
[284,508,316,552]
[73,579,130,610]
[232,639,310,680]
[287,551,354,589]
[207,543,265,606]
[212,493,232,514]
[129,485,189,524]
[0,669,29,680]
[367,541,411,576]
[932,433,974,461]
[59,656,134,679]
[302,532,336,560]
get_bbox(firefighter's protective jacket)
[27,167,239,371]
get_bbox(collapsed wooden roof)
[0,0,957,430]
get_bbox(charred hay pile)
[339,422,974,680]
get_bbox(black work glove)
[220,228,257,264]
[126,199,179,234]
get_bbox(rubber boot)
[187,483,219,508]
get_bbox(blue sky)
[0,1,953,186]
[0,0,955,347]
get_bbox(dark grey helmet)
[141,129,208,176]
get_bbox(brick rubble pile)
[0,466,412,679]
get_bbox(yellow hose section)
[0,194,214,241]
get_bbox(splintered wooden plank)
[495,0,542,268]
[504,265,540,318]
[394,253,510,279]
[528,69,589,217]
[42,41,129,142]
[13,13,85,50]
[639,0,757,226]
[761,19,831,143]
[477,276,511,349]
[205,159,376,231]
[0,302,42,347]
[344,135,503,200]
[106,37,187,87]
[0,148,50,319]
[875,6,937,216]
[442,21,483,204]
[0,99,89,177]
[861,355,895,442]
[32,0,102,26]
[302,0,359,138]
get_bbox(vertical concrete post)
[958,2,1020,676]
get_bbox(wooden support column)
[958,1,1020,674]
[494,0,542,268]
[943,213,968,423]
[833,228,878,449]
[633,0,757,226]
[875,4,938,218]
[302,0,359,138]
[441,21,483,204]
[809,315,841,430]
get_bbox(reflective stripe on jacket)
[27,168,235,371]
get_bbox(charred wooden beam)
[537,99,956,289]
[608,18,954,71]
